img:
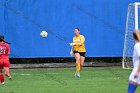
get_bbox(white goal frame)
[122,2,140,69]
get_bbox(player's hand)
[69,43,76,46]
[70,50,74,56]
[134,72,139,78]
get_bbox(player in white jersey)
[128,30,140,93]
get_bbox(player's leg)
[4,67,12,80]
[80,52,86,70]
[0,69,4,85]
[0,60,4,85]
[74,52,81,77]
[80,56,85,66]
[128,83,137,93]
[3,60,12,80]
[80,56,85,71]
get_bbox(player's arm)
[137,57,140,72]
[136,45,140,73]
[6,44,10,55]
[74,35,85,46]
[69,36,85,46]
[134,45,140,78]
[134,57,140,78]
[137,59,140,72]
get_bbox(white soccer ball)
[40,31,48,38]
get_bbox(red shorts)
[0,59,10,69]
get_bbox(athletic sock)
[76,62,81,73]
[128,83,137,93]
[0,74,4,83]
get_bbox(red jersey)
[0,42,10,60]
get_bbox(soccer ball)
[40,31,48,38]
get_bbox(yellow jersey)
[72,35,86,52]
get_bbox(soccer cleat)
[74,73,77,77]
[9,76,12,80]
[76,72,80,78]
[74,72,80,78]
[1,82,5,85]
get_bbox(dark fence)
[10,57,122,64]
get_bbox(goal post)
[122,2,140,69]
[135,2,140,29]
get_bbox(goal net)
[122,2,140,69]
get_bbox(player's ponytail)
[0,35,11,44]
[133,30,140,42]
[0,35,4,42]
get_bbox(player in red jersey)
[0,35,12,85]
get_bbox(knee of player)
[76,58,81,62]
[80,63,84,66]
[5,71,9,75]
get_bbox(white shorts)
[129,70,140,85]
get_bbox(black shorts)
[73,51,86,57]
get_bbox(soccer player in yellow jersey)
[70,27,86,78]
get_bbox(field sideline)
[0,67,140,93]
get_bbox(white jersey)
[129,42,140,85]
